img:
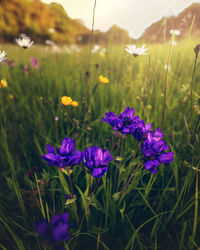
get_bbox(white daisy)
[164,64,171,71]
[92,45,100,53]
[45,40,55,46]
[0,50,7,63]
[125,44,149,57]
[172,41,177,46]
[49,28,55,34]
[170,29,181,36]
[15,35,34,49]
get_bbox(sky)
[41,0,200,38]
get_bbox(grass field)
[0,39,200,250]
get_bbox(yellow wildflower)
[0,79,8,88]
[147,105,152,110]
[100,53,106,58]
[99,75,109,84]
[61,96,73,106]
[9,94,14,100]
[61,96,78,107]
[71,101,79,107]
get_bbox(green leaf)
[88,225,109,234]
[112,192,121,201]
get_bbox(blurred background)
[1,0,200,45]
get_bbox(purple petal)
[34,219,49,237]
[52,224,69,242]
[42,153,59,162]
[51,214,60,227]
[157,152,174,164]
[61,212,69,222]
[46,144,55,153]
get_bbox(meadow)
[0,39,200,250]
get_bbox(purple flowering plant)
[83,146,113,178]
[102,107,174,174]
[34,212,72,247]
[102,107,151,141]
[141,129,174,174]
[42,137,84,169]
[30,57,40,69]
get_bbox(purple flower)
[65,194,72,200]
[42,137,84,169]
[34,218,49,238]
[30,57,39,69]
[129,120,152,141]
[84,146,113,178]
[141,129,174,174]
[4,58,15,68]
[34,213,72,245]
[24,65,29,75]
[102,107,151,141]
[51,213,72,242]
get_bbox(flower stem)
[192,164,199,244]
[189,54,198,131]
[88,175,93,196]
[190,115,200,144]
[119,162,142,204]
[161,32,174,129]
[68,171,79,225]
[91,177,101,196]
[68,172,74,195]
[116,137,123,191]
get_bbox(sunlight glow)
[41,0,200,38]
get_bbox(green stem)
[88,175,93,196]
[119,162,142,204]
[161,32,174,129]
[68,171,79,225]
[189,55,198,130]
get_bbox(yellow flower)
[9,94,14,100]
[99,75,109,84]
[0,79,8,88]
[100,53,106,58]
[71,101,79,107]
[147,105,152,110]
[61,96,73,106]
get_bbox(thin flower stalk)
[190,115,200,144]
[119,162,142,204]
[192,164,199,245]
[161,31,174,129]
[189,45,199,130]
[67,171,79,225]
[88,175,93,196]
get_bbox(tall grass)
[0,40,199,249]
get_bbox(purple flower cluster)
[84,146,113,178]
[42,137,113,178]
[102,107,174,174]
[141,129,174,174]
[34,213,72,245]
[30,57,39,69]
[4,58,15,68]
[42,137,84,169]
[102,107,151,141]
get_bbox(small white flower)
[172,41,177,46]
[0,50,7,63]
[164,64,171,71]
[49,28,55,34]
[125,44,149,57]
[45,40,55,46]
[15,35,34,49]
[92,45,100,53]
[170,29,181,36]
[100,48,107,54]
